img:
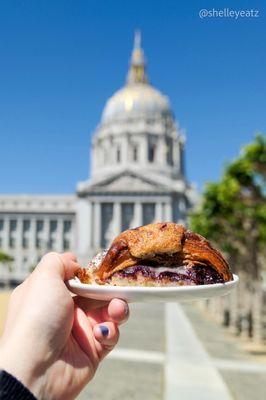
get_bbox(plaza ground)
[0,291,265,399]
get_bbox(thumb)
[35,252,80,281]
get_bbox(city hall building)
[0,33,197,283]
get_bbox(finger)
[75,297,129,326]
[71,306,99,366]
[35,252,79,280]
[93,322,119,348]
[74,297,109,311]
[106,299,129,325]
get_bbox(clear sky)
[0,0,265,193]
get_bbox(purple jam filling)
[110,264,224,285]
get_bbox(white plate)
[67,274,239,303]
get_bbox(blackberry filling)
[108,264,224,285]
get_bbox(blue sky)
[0,0,265,193]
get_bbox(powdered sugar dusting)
[86,250,107,272]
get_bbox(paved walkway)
[78,303,266,400]
[184,304,266,400]
[79,303,165,400]
[1,291,265,399]
[164,303,231,400]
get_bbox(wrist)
[0,341,45,399]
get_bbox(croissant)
[76,222,233,286]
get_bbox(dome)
[101,83,171,123]
[101,30,172,124]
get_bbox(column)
[173,139,180,173]
[157,136,166,166]
[178,197,186,224]
[180,140,185,176]
[16,217,23,277]
[165,202,173,221]
[134,202,142,228]
[57,218,64,252]
[155,202,163,222]
[93,144,98,170]
[3,217,9,251]
[28,218,36,268]
[113,202,121,236]
[16,216,23,249]
[29,218,36,253]
[43,217,50,252]
[87,202,92,249]
[77,199,92,258]
[2,217,9,285]
[94,202,101,249]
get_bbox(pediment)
[87,171,171,193]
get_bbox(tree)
[190,134,266,279]
[0,251,13,263]
[0,251,14,288]
[189,134,266,340]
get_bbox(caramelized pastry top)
[96,222,233,282]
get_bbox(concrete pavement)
[184,304,266,400]
[78,303,164,400]
[78,303,239,400]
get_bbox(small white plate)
[67,274,239,303]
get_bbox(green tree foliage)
[0,251,13,263]
[190,134,266,279]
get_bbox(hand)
[0,252,129,400]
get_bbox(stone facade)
[0,32,197,282]
[0,195,75,283]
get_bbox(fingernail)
[124,303,129,316]
[99,325,109,337]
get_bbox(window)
[101,203,114,248]
[166,138,173,165]
[23,220,30,232]
[133,145,138,162]
[22,237,29,249]
[9,237,15,248]
[37,220,44,232]
[48,220,57,250]
[36,238,42,249]
[48,238,55,250]
[36,220,44,249]
[122,204,134,231]
[148,144,156,162]
[63,221,72,250]
[116,148,121,163]
[142,203,155,225]
[63,239,70,251]
[0,220,3,231]
[50,220,57,233]
[9,220,17,248]
[10,220,17,232]
[63,221,72,233]
[103,149,108,163]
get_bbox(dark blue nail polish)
[99,325,109,337]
